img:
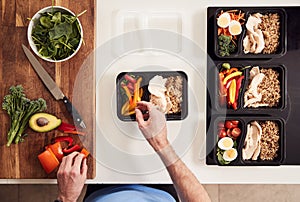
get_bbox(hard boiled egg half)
[229,20,242,36]
[223,148,238,162]
[218,137,234,150]
[217,12,231,28]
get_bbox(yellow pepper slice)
[223,71,242,85]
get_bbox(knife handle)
[62,96,86,128]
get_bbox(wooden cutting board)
[0,0,96,179]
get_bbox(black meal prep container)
[208,117,285,166]
[206,6,296,166]
[116,71,188,121]
[213,63,287,116]
[214,8,287,59]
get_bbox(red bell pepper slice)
[57,122,77,132]
[235,76,244,101]
[55,136,73,147]
[47,142,64,162]
[63,144,81,154]
[38,148,59,174]
[124,74,137,84]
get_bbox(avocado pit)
[36,117,49,127]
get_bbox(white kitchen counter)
[2,0,300,184]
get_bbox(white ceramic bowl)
[27,6,83,62]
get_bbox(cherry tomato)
[226,128,232,136]
[232,124,239,129]
[231,127,241,138]
[218,121,225,129]
[225,121,235,129]
[231,120,239,125]
[218,129,227,138]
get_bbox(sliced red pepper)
[80,148,90,158]
[47,142,64,162]
[232,101,237,110]
[235,76,244,101]
[38,148,59,174]
[55,136,73,147]
[63,144,81,154]
[124,74,137,84]
[127,82,134,92]
[57,122,76,132]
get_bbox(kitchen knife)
[22,44,86,129]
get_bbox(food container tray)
[214,63,286,115]
[116,71,188,121]
[214,7,287,59]
[209,116,285,166]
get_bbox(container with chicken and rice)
[116,71,188,121]
[215,8,287,58]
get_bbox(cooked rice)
[258,13,280,54]
[259,121,280,160]
[165,76,183,114]
[257,68,281,107]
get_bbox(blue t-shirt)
[85,185,176,202]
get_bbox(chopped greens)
[31,10,84,60]
[218,34,236,57]
[2,85,47,146]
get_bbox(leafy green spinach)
[31,10,84,60]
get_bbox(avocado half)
[29,113,61,133]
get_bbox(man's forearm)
[158,145,211,202]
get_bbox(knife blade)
[22,44,86,129]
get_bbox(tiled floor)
[1,184,300,202]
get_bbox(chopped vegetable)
[223,71,242,85]
[55,136,73,147]
[218,34,236,57]
[38,148,60,174]
[218,63,245,110]
[80,148,90,158]
[121,75,143,116]
[222,63,231,70]
[63,144,81,154]
[2,85,47,146]
[39,136,89,174]
[228,79,236,106]
[57,122,85,135]
[31,9,86,60]
[216,10,245,57]
[47,142,64,162]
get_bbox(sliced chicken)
[255,29,265,54]
[244,93,262,108]
[243,35,251,54]
[243,13,265,54]
[249,66,260,80]
[242,121,262,160]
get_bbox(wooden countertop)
[0,0,96,179]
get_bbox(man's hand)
[135,101,169,151]
[57,152,87,202]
